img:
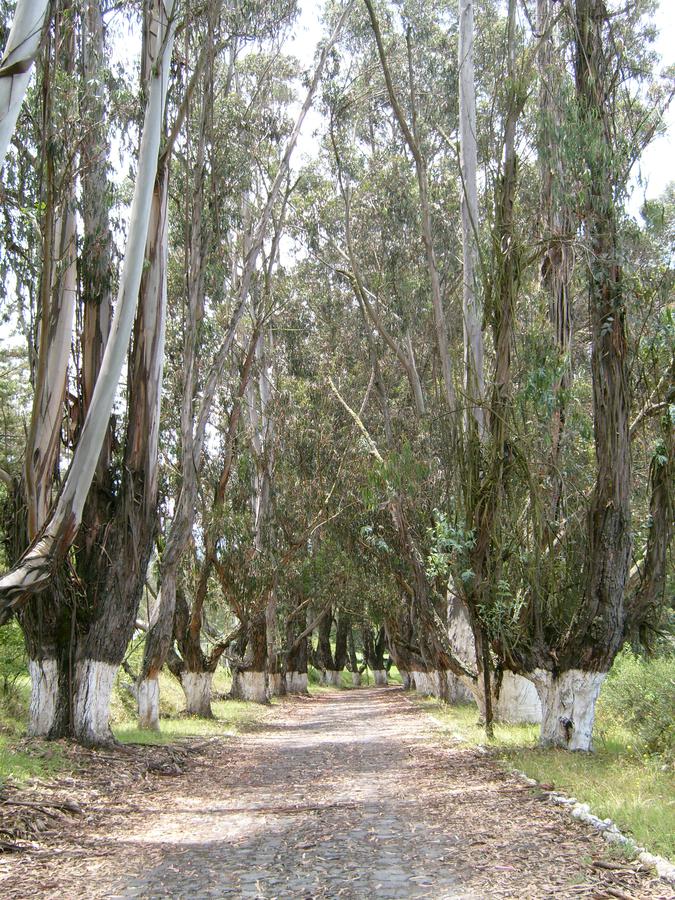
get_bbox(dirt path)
[1,687,671,899]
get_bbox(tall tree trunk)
[458,0,485,438]
[138,14,351,713]
[80,0,113,490]
[0,0,177,614]
[364,0,457,423]
[534,0,632,751]
[464,0,524,738]
[230,611,269,702]
[285,593,309,693]
[537,0,574,525]
[316,607,338,684]
[75,160,169,745]
[0,0,50,168]
[138,49,211,720]
[625,424,673,641]
[20,2,78,739]
[334,612,350,672]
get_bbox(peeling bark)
[0,0,177,614]
[0,0,50,168]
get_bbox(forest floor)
[0,686,672,900]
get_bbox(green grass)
[419,698,675,859]
[0,666,266,764]
[0,733,66,783]
[0,677,68,783]
[111,666,268,744]
[114,698,268,745]
[307,664,403,692]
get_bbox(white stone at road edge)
[513,770,675,886]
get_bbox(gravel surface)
[0,686,671,899]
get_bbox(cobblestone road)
[3,687,671,899]
[110,688,671,899]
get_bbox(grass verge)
[113,697,268,745]
[418,698,675,860]
[112,667,268,744]
[307,665,403,691]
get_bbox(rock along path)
[2,686,671,899]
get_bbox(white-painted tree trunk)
[351,671,362,687]
[412,671,437,696]
[447,595,483,705]
[27,658,59,737]
[181,671,213,717]
[286,672,308,694]
[532,669,606,751]
[73,659,118,745]
[231,671,268,703]
[447,595,538,720]
[0,0,50,168]
[320,670,342,687]
[400,671,411,690]
[445,671,475,704]
[138,676,160,731]
[495,672,542,724]
[268,673,285,697]
[373,669,387,686]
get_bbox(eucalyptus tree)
[0,0,179,744]
[137,1,356,725]
[537,0,575,524]
[0,0,177,612]
[0,0,107,739]
[458,0,485,437]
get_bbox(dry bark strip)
[0,689,671,900]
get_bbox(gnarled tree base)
[286,671,308,694]
[74,659,117,746]
[181,671,213,718]
[138,677,160,731]
[231,670,268,703]
[27,658,64,738]
[533,668,606,751]
[373,669,387,686]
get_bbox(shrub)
[600,646,675,761]
[0,620,26,694]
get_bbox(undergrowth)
[419,655,675,861]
